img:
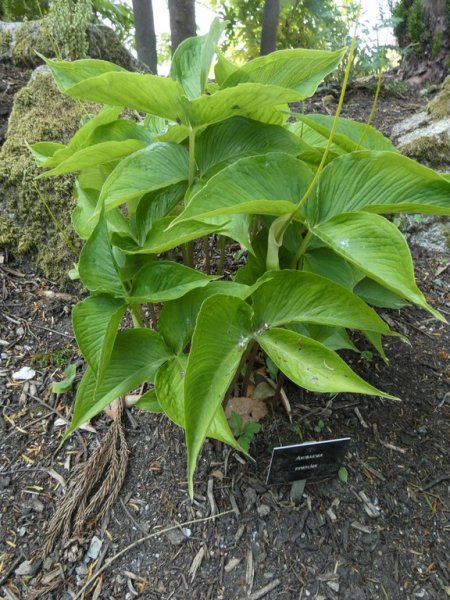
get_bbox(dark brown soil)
[0,62,449,600]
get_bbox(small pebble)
[257,504,271,517]
[86,536,103,560]
[12,366,36,381]
[15,560,42,577]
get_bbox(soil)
[0,61,449,600]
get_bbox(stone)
[391,80,450,254]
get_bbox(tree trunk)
[396,0,450,85]
[260,0,280,55]
[168,0,196,54]
[131,0,158,73]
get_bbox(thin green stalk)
[356,48,385,150]
[292,229,312,270]
[217,236,227,276]
[294,8,360,215]
[184,127,197,267]
[266,2,361,272]
[33,183,79,256]
[129,303,145,328]
[203,237,211,275]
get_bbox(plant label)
[266,437,351,485]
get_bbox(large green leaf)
[158,281,251,354]
[214,50,239,85]
[303,247,363,290]
[185,295,253,496]
[185,83,299,128]
[222,48,346,99]
[292,114,396,153]
[170,18,222,99]
[305,151,450,224]
[195,116,304,176]
[354,278,409,309]
[68,329,171,434]
[87,119,155,145]
[251,270,390,333]
[312,212,443,319]
[257,328,396,398]
[39,140,145,177]
[130,261,216,302]
[72,183,130,240]
[44,56,184,121]
[155,355,245,452]
[78,211,125,297]
[287,323,358,352]
[173,153,313,224]
[98,142,189,212]
[113,216,226,255]
[135,183,187,243]
[72,294,126,377]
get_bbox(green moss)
[0,30,12,58]
[0,71,96,284]
[427,77,450,119]
[12,19,56,67]
[401,132,450,168]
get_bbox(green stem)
[217,236,227,276]
[130,303,145,328]
[203,237,211,275]
[188,127,196,187]
[265,3,361,272]
[293,230,312,270]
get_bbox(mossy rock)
[0,68,98,283]
[400,131,450,169]
[0,19,142,70]
[427,76,450,120]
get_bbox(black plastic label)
[266,437,351,485]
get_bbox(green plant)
[52,363,77,394]
[49,0,92,60]
[314,419,325,434]
[33,19,450,497]
[229,411,261,453]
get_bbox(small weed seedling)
[34,19,450,496]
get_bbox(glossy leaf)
[196,116,304,176]
[98,142,189,212]
[158,281,251,354]
[78,211,125,297]
[251,270,390,333]
[186,83,299,128]
[185,295,253,496]
[293,114,396,152]
[67,329,170,435]
[39,140,145,177]
[303,247,363,290]
[130,261,216,303]
[135,388,163,413]
[43,56,184,121]
[156,355,244,452]
[72,294,126,378]
[214,50,239,85]
[305,151,450,224]
[354,278,409,309]
[222,48,346,99]
[287,322,358,352]
[72,183,130,240]
[113,216,226,255]
[170,18,222,99]
[257,328,396,397]
[173,153,313,224]
[135,183,187,243]
[312,212,443,319]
